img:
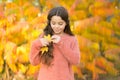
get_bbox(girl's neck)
[54,33,65,36]
[54,32,66,36]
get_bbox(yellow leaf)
[18,63,28,74]
[0,66,3,73]
[26,64,40,75]
[44,34,52,42]
[72,66,83,78]
[40,46,48,54]
[8,63,18,73]
[16,45,29,63]
[0,56,4,66]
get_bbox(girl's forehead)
[51,15,63,21]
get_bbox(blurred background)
[0,0,120,80]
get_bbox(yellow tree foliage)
[0,0,120,80]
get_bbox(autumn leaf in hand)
[40,34,52,54]
[44,34,52,42]
[40,46,48,54]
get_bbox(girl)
[29,6,80,80]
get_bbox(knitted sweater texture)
[29,34,80,80]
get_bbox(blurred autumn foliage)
[0,0,120,80]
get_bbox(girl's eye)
[58,22,63,25]
[51,22,56,25]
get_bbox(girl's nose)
[54,24,59,28]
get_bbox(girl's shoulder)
[63,34,77,41]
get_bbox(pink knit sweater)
[29,34,80,80]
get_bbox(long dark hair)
[40,6,74,66]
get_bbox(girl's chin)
[54,31,62,35]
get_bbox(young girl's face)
[50,15,66,35]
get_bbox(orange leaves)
[0,1,44,78]
[85,59,106,80]
[5,2,18,9]
[69,0,86,20]
[17,63,28,74]
[0,11,4,18]
[95,57,118,76]
[72,66,83,78]
[31,14,47,25]
[70,10,87,21]
[31,29,43,39]
[76,35,91,51]
[75,15,120,79]
[24,6,40,18]
[6,21,29,45]
[86,61,106,74]
[4,41,18,73]
[0,0,120,80]
[94,7,114,17]
[104,48,120,55]
[92,23,113,37]
[4,41,34,74]
[89,1,114,17]
[95,58,106,70]
[0,3,4,18]
[73,14,120,80]
[73,16,101,34]
[0,56,4,72]
[16,45,29,63]
[26,64,40,75]
[7,14,17,24]
[0,28,6,40]
[30,13,47,30]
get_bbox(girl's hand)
[51,35,61,43]
[40,38,49,46]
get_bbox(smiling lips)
[54,28,61,32]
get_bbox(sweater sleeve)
[29,39,42,66]
[57,36,80,65]
[29,33,44,66]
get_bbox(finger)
[51,38,56,41]
[51,36,56,39]
[44,40,49,45]
[46,42,49,45]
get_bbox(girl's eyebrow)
[51,20,63,22]
[51,21,55,23]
